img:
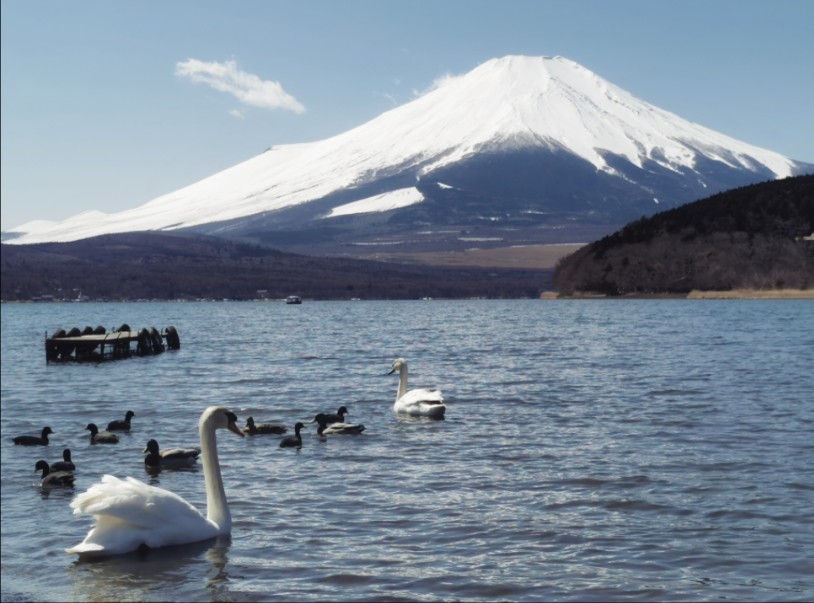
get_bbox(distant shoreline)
[543,289,814,300]
[686,289,814,299]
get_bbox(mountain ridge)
[6,55,812,251]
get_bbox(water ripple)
[2,299,813,602]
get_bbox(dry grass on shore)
[374,244,585,270]
[686,289,814,299]
[544,289,814,300]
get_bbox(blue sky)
[2,0,812,231]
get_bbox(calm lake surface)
[1,299,812,602]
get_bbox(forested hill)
[552,175,814,296]
[0,231,550,301]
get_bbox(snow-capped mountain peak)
[5,55,809,246]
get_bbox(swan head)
[85,423,99,435]
[35,460,50,475]
[200,406,245,438]
[337,405,348,416]
[62,449,72,461]
[388,358,407,375]
[144,439,160,454]
[124,410,135,420]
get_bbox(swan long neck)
[396,363,408,401]
[200,417,230,532]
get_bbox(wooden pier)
[45,324,180,363]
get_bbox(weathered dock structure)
[45,324,180,363]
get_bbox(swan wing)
[67,475,217,556]
[395,388,445,415]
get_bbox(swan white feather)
[388,358,446,417]
[66,406,244,557]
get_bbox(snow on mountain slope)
[5,55,804,245]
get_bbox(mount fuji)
[5,55,812,254]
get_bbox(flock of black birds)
[252,405,366,447]
[12,405,366,488]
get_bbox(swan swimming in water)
[388,358,446,418]
[66,406,244,557]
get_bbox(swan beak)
[387,368,396,375]
[228,421,245,438]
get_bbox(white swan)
[388,358,446,418]
[66,406,244,557]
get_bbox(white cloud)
[176,59,306,114]
[228,108,245,119]
[414,72,456,98]
[380,91,398,106]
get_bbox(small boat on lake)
[285,295,302,305]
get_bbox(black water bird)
[13,426,54,446]
[35,460,75,487]
[313,413,366,435]
[279,423,305,448]
[143,438,201,468]
[86,423,119,444]
[50,448,76,472]
[244,417,288,435]
[107,410,135,431]
[309,406,349,428]
[317,422,366,436]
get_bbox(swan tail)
[394,388,446,415]
[65,542,104,555]
[65,514,149,557]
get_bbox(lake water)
[1,299,812,602]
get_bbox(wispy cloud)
[379,91,399,107]
[175,59,306,114]
[416,73,456,97]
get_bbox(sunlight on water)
[2,299,812,602]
